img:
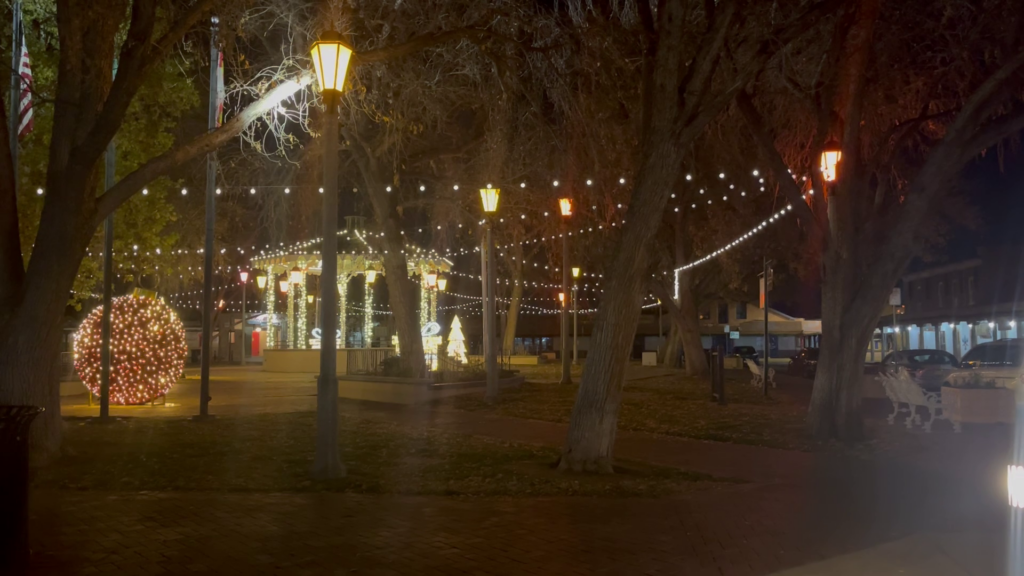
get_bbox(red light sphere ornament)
[74,294,187,405]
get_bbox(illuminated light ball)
[74,295,188,405]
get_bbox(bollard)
[0,405,44,572]
[716,345,726,406]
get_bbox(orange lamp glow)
[559,198,572,217]
[559,292,566,305]
[820,139,841,182]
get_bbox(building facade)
[887,248,1024,360]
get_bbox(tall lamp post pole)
[572,267,580,365]
[239,270,249,364]
[480,187,500,401]
[197,16,220,419]
[559,198,572,385]
[310,30,353,479]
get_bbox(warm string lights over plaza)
[73,294,188,405]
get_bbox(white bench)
[879,368,958,433]
[745,359,776,389]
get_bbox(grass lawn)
[448,371,813,450]
[36,413,725,497]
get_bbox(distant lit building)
[891,248,1024,359]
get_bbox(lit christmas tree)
[446,315,467,363]
[74,295,188,405]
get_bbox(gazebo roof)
[249,228,451,277]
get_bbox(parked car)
[733,346,759,364]
[879,349,959,391]
[943,339,1024,389]
[787,348,819,378]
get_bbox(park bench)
[745,359,776,389]
[878,368,958,433]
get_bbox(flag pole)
[9,0,21,187]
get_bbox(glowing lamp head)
[279,279,289,294]
[571,267,581,279]
[239,270,249,283]
[480,187,500,213]
[426,272,437,288]
[290,266,303,285]
[307,294,315,304]
[365,269,377,284]
[310,30,354,94]
[559,198,572,217]
[256,274,268,289]
[820,139,842,182]
[437,277,447,291]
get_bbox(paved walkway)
[42,365,1013,574]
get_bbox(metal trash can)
[0,405,44,572]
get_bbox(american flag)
[16,36,33,140]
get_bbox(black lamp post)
[310,30,353,479]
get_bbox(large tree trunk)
[502,279,523,355]
[676,273,708,377]
[381,245,426,377]
[557,0,739,473]
[661,324,680,367]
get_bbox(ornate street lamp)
[240,270,250,365]
[256,273,268,290]
[279,279,289,294]
[289,266,303,285]
[480,187,500,213]
[310,29,354,479]
[558,198,572,384]
[480,186,499,401]
[571,267,580,365]
[425,272,438,289]
[437,277,447,292]
[820,139,841,182]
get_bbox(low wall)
[468,355,546,366]
[263,349,349,374]
[337,374,525,404]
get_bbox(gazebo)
[249,223,451,358]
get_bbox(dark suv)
[733,346,760,364]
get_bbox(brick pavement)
[28,481,957,576]
[41,365,1014,575]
